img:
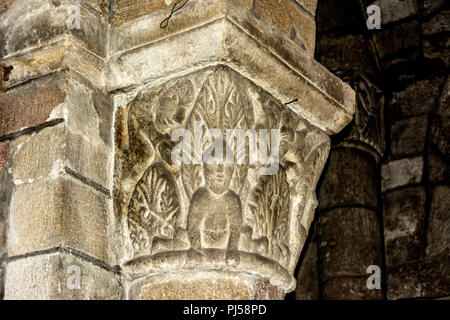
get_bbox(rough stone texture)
[430,116,450,157]
[0,76,66,138]
[422,10,450,36]
[427,186,450,257]
[254,0,316,55]
[322,276,383,300]
[4,252,121,300]
[318,147,378,210]
[295,239,319,300]
[389,116,428,158]
[428,147,449,183]
[7,176,112,264]
[128,271,284,300]
[294,0,317,15]
[387,252,450,299]
[0,142,9,184]
[383,187,427,267]
[389,77,446,119]
[374,0,416,24]
[317,208,381,281]
[381,157,424,191]
[373,20,420,59]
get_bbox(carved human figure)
[186,150,242,262]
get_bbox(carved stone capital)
[112,0,355,299]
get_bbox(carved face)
[203,162,234,195]
[155,88,184,133]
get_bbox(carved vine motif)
[128,163,181,254]
[247,170,291,266]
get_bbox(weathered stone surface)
[0,142,9,184]
[389,77,446,119]
[128,271,283,300]
[423,0,448,16]
[322,276,383,300]
[381,157,423,191]
[317,208,381,281]
[422,10,450,36]
[1,0,108,57]
[0,75,66,138]
[389,116,428,157]
[437,76,450,117]
[7,176,112,264]
[295,240,319,300]
[316,35,378,75]
[374,0,416,24]
[430,116,450,157]
[294,0,317,15]
[4,252,121,300]
[107,0,355,134]
[373,20,420,59]
[383,187,426,266]
[115,65,332,294]
[427,186,450,256]
[387,252,450,299]
[255,0,316,55]
[10,123,112,190]
[318,148,378,210]
[428,147,449,183]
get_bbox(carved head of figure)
[203,141,235,195]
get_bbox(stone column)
[111,0,354,300]
[315,72,385,299]
[0,0,121,299]
[0,0,354,300]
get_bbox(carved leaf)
[128,164,180,254]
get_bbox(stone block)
[389,116,428,158]
[423,0,448,16]
[1,0,108,57]
[0,142,10,184]
[389,77,446,119]
[318,148,378,210]
[428,147,449,183]
[318,208,381,281]
[373,0,416,24]
[10,123,112,190]
[373,20,420,59]
[255,0,316,55]
[387,253,450,299]
[4,252,121,300]
[0,75,66,138]
[7,176,112,264]
[427,186,450,256]
[322,276,383,300]
[430,116,450,157]
[437,76,450,117]
[127,271,284,300]
[423,10,450,36]
[294,0,317,15]
[383,187,426,266]
[381,157,423,191]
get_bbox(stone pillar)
[315,72,385,299]
[0,0,121,299]
[112,0,354,300]
[1,0,355,300]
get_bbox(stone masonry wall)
[294,0,449,300]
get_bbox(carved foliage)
[128,163,181,254]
